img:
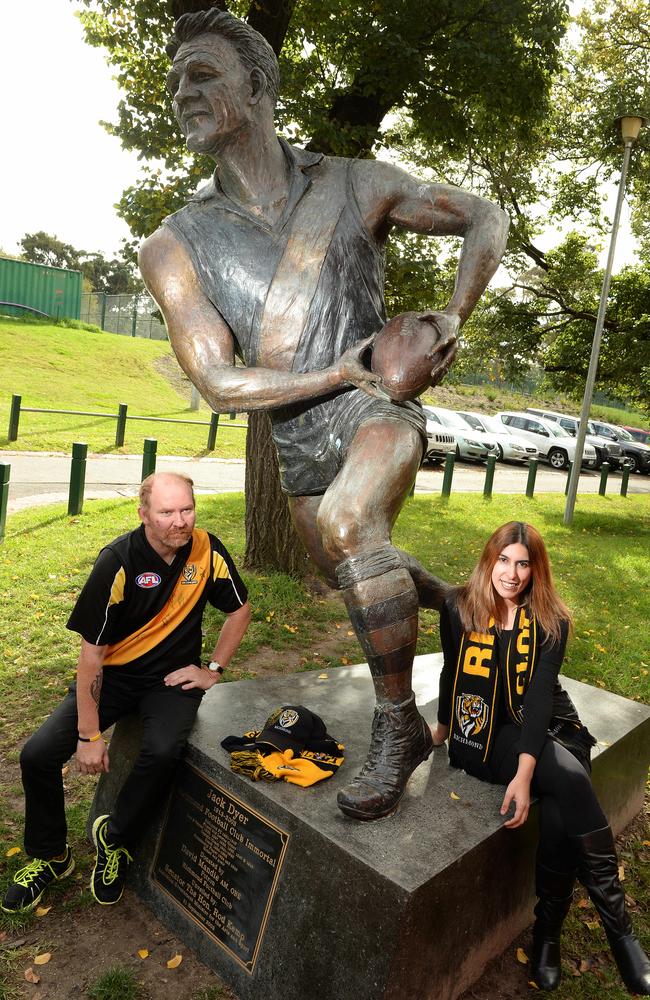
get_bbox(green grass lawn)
[0,492,648,999]
[0,318,246,458]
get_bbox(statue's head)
[166,10,280,154]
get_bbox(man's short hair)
[166,9,280,107]
[139,472,195,510]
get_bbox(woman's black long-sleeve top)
[437,596,580,762]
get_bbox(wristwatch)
[206,660,224,675]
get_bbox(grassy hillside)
[1,317,646,457]
[0,319,245,457]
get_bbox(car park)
[424,406,498,462]
[457,411,538,463]
[422,407,456,463]
[588,420,650,475]
[495,411,598,470]
[526,408,623,469]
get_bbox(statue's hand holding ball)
[369,311,459,402]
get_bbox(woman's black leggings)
[490,724,608,872]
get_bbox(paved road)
[3,450,648,514]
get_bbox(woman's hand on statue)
[430,722,449,746]
[336,336,386,398]
[500,773,531,829]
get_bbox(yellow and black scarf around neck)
[448,607,538,776]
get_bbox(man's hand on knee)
[76,739,110,775]
[164,664,216,691]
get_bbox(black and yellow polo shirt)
[67,525,247,679]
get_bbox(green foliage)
[76,0,567,234]
[87,966,144,1000]
[19,232,141,294]
[20,232,82,271]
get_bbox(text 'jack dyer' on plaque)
[152,761,290,973]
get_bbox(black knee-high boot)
[573,826,650,995]
[530,863,575,991]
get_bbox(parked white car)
[495,411,598,470]
[526,408,624,470]
[422,407,456,463]
[457,411,538,464]
[424,406,498,462]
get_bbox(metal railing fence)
[80,292,168,340]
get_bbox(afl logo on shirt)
[136,572,161,589]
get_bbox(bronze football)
[370,311,444,402]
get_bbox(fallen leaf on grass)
[596,680,606,688]
[137,949,149,960]
[34,953,51,965]
[450,791,460,801]
[527,981,539,989]
[516,947,528,964]
[618,864,625,881]
[577,898,590,908]
[347,630,354,637]
[282,624,297,633]
[167,954,183,969]
[5,847,20,857]
[340,657,350,665]
[642,840,650,847]
[61,766,69,777]
[579,959,591,973]
[35,906,51,917]
[24,968,40,984]
[586,921,600,931]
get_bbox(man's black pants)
[20,671,202,858]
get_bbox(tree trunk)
[244,411,309,576]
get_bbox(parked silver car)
[425,406,498,462]
[457,411,538,463]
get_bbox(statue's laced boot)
[337,693,433,820]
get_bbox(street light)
[564,114,647,525]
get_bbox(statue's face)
[167,33,254,154]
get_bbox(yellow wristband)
[78,732,102,743]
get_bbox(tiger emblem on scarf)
[456,694,489,738]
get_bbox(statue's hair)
[166,9,280,106]
[139,472,195,510]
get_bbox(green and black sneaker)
[1,846,75,913]
[90,815,133,906]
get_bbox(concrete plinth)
[91,656,650,1000]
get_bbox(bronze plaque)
[152,762,290,973]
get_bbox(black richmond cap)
[257,705,328,753]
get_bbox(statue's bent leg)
[314,418,433,820]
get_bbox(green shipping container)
[0,257,82,320]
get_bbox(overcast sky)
[0,0,640,270]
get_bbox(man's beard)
[164,527,192,548]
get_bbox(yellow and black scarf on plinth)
[448,607,538,778]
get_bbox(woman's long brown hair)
[456,521,572,644]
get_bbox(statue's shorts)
[270,387,427,497]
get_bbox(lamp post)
[564,114,646,525]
